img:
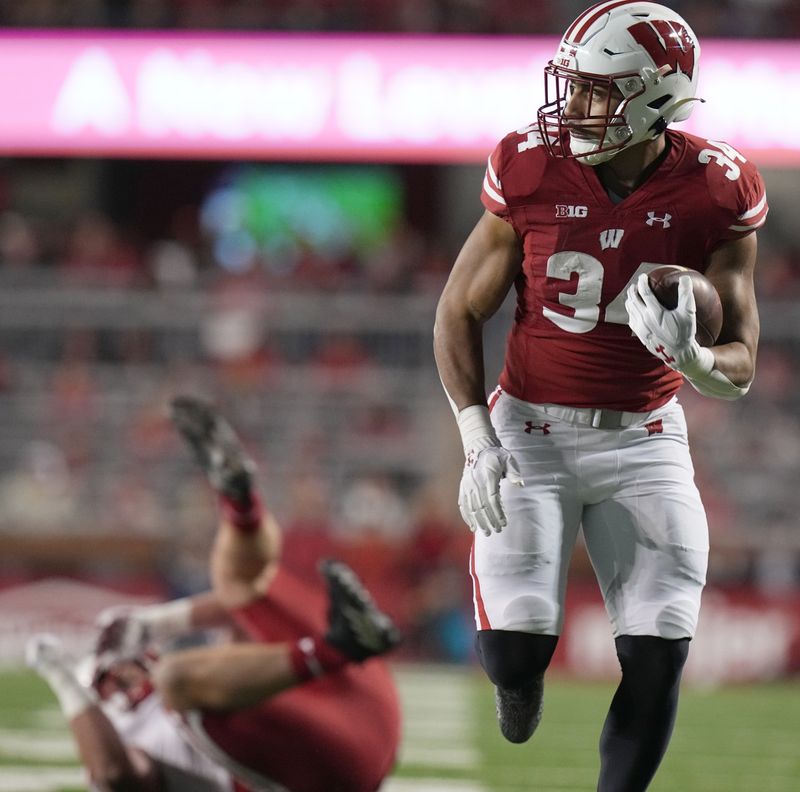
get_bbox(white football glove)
[454,405,525,537]
[458,443,524,536]
[25,633,69,675]
[625,273,713,379]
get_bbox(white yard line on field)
[395,666,479,772]
[0,767,84,792]
[32,708,72,730]
[399,745,481,768]
[383,779,487,792]
[0,729,76,760]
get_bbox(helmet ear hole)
[647,94,672,110]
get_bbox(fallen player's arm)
[72,707,160,792]
[182,590,237,630]
[96,591,238,656]
[77,707,224,792]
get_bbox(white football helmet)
[537,1,702,165]
[79,648,158,712]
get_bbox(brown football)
[647,266,723,347]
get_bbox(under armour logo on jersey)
[646,212,672,228]
[599,228,624,250]
[556,204,588,218]
[524,421,550,435]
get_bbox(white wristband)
[685,368,751,400]
[456,405,499,455]
[681,346,751,400]
[677,344,714,379]
[140,598,194,644]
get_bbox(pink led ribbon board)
[0,32,796,163]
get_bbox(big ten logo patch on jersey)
[599,229,624,250]
[556,204,588,218]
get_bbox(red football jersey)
[481,128,768,411]
[195,569,400,792]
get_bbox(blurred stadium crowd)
[0,2,799,664]
[0,0,799,37]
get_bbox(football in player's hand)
[648,266,723,347]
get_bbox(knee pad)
[476,630,558,690]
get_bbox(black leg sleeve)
[598,635,690,792]
[476,630,558,689]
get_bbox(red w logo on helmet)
[628,19,696,79]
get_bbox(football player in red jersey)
[27,396,401,792]
[434,3,765,790]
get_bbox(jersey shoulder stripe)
[729,190,768,232]
[482,154,506,207]
[480,126,550,217]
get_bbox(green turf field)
[1,665,798,791]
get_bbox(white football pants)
[470,390,709,639]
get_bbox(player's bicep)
[704,232,759,355]
[438,210,522,324]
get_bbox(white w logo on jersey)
[599,228,624,250]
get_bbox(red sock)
[289,635,350,682]
[219,491,262,534]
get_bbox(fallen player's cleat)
[170,396,255,503]
[495,675,544,744]
[321,559,402,662]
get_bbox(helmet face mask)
[94,657,155,711]
[81,650,158,712]
[537,2,701,166]
[539,66,644,163]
